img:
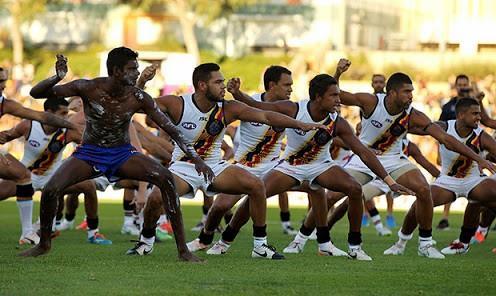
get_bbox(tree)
[2,0,46,78]
[123,0,263,64]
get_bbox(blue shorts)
[73,143,138,182]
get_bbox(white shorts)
[344,154,416,180]
[273,159,336,189]
[432,174,486,199]
[94,176,120,192]
[362,178,391,201]
[235,160,280,178]
[31,173,52,191]
[170,160,230,199]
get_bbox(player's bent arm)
[228,101,307,130]
[141,93,200,161]
[229,89,297,116]
[30,78,86,100]
[480,131,496,157]
[221,140,234,160]
[0,120,30,144]
[480,105,496,130]
[407,142,440,177]
[412,110,487,163]
[337,118,388,180]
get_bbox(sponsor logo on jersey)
[182,122,197,130]
[250,122,263,127]
[371,120,383,128]
[199,116,208,121]
[29,140,40,147]
[294,129,306,136]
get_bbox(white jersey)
[283,100,337,165]
[234,93,285,167]
[171,93,226,165]
[360,93,412,157]
[21,121,67,176]
[440,120,483,178]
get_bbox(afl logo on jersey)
[371,120,383,128]
[250,122,263,127]
[294,129,306,136]
[182,122,197,130]
[29,140,40,147]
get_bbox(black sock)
[459,226,477,244]
[316,227,330,244]
[222,225,239,243]
[142,227,155,239]
[123,199,134,211]
[348,231,362,246]
[299,224,314,236]
[199,229,215,245]
[280,211,290,222]
[253,225,267,238]
[202,205,209,215]
[87,217,99,230]
[419,228,432,238]
[368,207,379,217]
[65,213,75,222]
[56,213,63,221]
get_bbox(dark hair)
[372,74,385,80]
[44,96,69,112]
[309,74,337,100]
[455,74,469,84]
[106,47,138,76]
[386,72,412,93]
[192,63,220,88]
[263,65,291,91]
[455,98,479,115]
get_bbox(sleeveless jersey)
[21,121,67,176]
[283,100,337,165]
[440,120,483,178]
[360,93,412,156]
[234,93,285,167]
[171,93,226,164]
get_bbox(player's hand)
[130,191,146,212]
[478,159,496,175]
[299,122,326,132]
[336,58,351,75]
[139,64,158,84]
[0,131,10,144]
[222,145,234,161]
[192,158,215,183]
[227,78,241,96]
[55,54,68,80]
[388,183,415,196]
[0,153,11,166]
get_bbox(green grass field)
[0,201,494,295]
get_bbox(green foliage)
[0,202,494,295]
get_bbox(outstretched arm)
[4,99,75,129]
[337,118,415,195]
[411,109,496,173]
[140,92,214,181]
[0,120,30,144]
[227,100,323,131]
[407,142,440,177]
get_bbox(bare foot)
[18,244,50,257]
[178,251,205,263]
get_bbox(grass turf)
[0,201,494,295]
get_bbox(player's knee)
[147,193,163,209]
[15,168,31,184]
[415,184,432,202]
[247,177,265,197]
[43,181,64,199]
[347,181,363,201]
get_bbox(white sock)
[140,235,155,246]
[253,236,267,248]
[477,225,489,236]
[124,215,134,226]
[52,217,57,232]
[318,242,330,250]
[88,228,98,238]
[397,229,413,247]
[371,214,384,231]
[295,231,309,243]
[419,236,433,248]
[282,221,291,228]
[16,200,33,236]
